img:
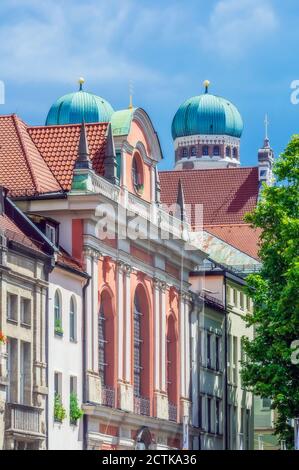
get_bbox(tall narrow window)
[213,145,220,156]
[207,333,212,368]
[98,291,115,407]
[54,290,62,336]
[182,147,188,158]
[215,336,220,371]
[133,287,150,416]
[69,297,76,342]
[191,146,197,157]
[207,397,212,433]
[20,341,31,405]
[216,400,221,434]
[226,146,231,157]
[167,315,178,422]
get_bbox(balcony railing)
[134,395,150,416]
[101,386,115,408]
[168,402,178,422]
[5,403,41,435]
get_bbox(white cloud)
[201,0,279,58]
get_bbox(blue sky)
[0,0,298,170]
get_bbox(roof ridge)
[159,166,257,175]
[29,121,109,130]
[204,223,252,228]
[12,114,42,193]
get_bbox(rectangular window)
[20,341,31,405]
[7,338,18,403]
[228,405,232,449]
[232,406,237,450]
[198,395,202,428]
[227,335,231,383]
[216,400,221,435]
[207,397,212,433]
[246,296,251,312]
[215,336,220,371]
[7,293,18,322]
[233,336,238,384]
[54,371,62,397]
[46,223,56,245]
[233,289,237,306]
[240,292,245,310]
[246,409,250,450]
[20,298,31,326]
[207,333,212,369]
[70,376,77,395]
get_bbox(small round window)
[132,154,143,195]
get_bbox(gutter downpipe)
[224,274,229,450]
[82,274,91,451]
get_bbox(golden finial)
[78,77,85,91]
[203,79,210,93]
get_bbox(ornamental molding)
[133,108,162,162]
[174,134,240,148]
[83,246,102,260]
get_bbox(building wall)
[0,243,48,450]
[47,268,84,450]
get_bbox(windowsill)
[7,318,18,325]
[54,331,64,338]
[21,322,31,329]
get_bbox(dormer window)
[203,146,209,156]
[213,146,220,156]
[46,223,56,245]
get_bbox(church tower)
[172,80,243,170]
[258,114,274,188]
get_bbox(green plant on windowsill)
[54,318,63,336]
[135,183,144,194]
[54,393,67,422]
[70,393,83,425]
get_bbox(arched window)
[132,154,143,194]
[98,291,115,407]
[233,147,238,159]
[54,290,62,336]
[213,145,220,156]
[69,296,76,342]
[167,315,178,422]
[133,287,150,416]
[191,146,197,157]
[182,147,188,158]
[226,146,231,157]
[203,145,209,156]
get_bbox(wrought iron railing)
[101,386,115,408]
[168,402,178,422]
[134,395,150,416]
[6,403,41,434]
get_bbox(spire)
[104,123,119,185]
[128,80,134,110]
[75,121,92,169]
[78,77,85,91]
[203,79,210,94]
[176,178,186,222]
[264,113,270,147]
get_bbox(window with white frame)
[46,223,56,245]
[98,302,107,384]
[54,290,62,335]
[69,296,76,342]
[20,298,31,325]
[7,293,18,322]
[233,336,238,385]
[215,335,221,371]
[207,332,212,369]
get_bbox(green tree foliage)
[241,135,299,448]
[69,393,83,424]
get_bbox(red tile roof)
[0,213,43,252]
[57,247,86,275]
[28,122,108,191]
[0,115,61,197]
[159,167,259,227]
[204,224,261,260]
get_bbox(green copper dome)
[172,83,243,140]
[46,79,114,126]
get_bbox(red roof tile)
[204,224,261,260]
[159,167,259,226]
[0,115,61,197]
[57,247,86,275]
[28,122,108,191]
[0,213,43,252]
